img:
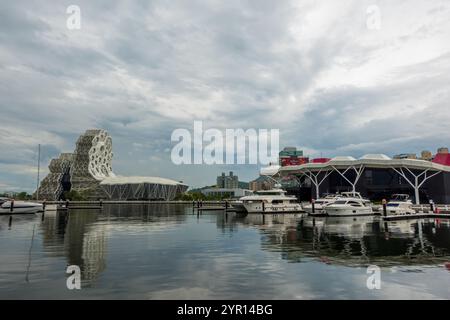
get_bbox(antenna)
[36,144,40,200]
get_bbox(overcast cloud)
[1,0,450,192]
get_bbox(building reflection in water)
[222,213,450,268]
[39,204,187,285]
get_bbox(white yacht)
[0,200,43,214]
[339,192,372,205]
[324,196,374,217]
[303,194,341,215]
[239,189,302,213]
[385,194,415,215]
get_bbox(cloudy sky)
[1,0,450,192]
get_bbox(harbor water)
[1,204,450,299]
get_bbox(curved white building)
[37,129,188,201]
[99,176,188,201]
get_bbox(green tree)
[63,189,92,201]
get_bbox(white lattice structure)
[100,176,188,201]
[70,129,115,193]
[38,153,74,200]
[37,129,188,201]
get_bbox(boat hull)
[243,203,303,214]
[303,204,327,215]
[0,202,43,215]
[325,206,373,217]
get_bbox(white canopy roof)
[359,154,392,160]
[260,164,281,176]
[279,156,450,175]
[100,176,186,186]
[331,156,356,161]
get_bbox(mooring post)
[99,199,103,207]
[41,210,45,221]
[65,200,70,208]
[9,216,12,227]
[311,199,315,214]
[42,200,46,211]
[382,199,387,217]
[10,199,14,212]
[430,200,435,213]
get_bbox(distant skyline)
[1,0,450,192]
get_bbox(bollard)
[430,200,435,213]
[65,200,70,208]
[311,199,315,214]
[42,200,46,211]
[382,199,387,217]
[41,210,45,221]
[9,216,12,227]
[262,201,265,213]
[99,200,103,207]
[225,201,229,211]
[10,199,14,212]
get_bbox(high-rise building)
[216,171,239,189]
[249,176,275,191]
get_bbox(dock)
[383,213,450,221]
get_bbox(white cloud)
[0,0,449,189]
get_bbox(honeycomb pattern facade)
[38,153,74,200]
[37,129,115,200]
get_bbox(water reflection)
[38,204,188,285]
[224,213,450,268]
[1,205,450,299]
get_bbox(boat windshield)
[256,191,284,196]
[334,200,348,205]
[392,194,409,201]
[387,203,400,207]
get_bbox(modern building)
[99,176,188,201]
[279,147,309,167]
[216,172,239,189]
[37,129,188,201]
[249,175,275,191]
[393,153,417,160]
[201,188,253,199]
[420,150,433,161]
[278,149,450,204]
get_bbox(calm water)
[1,204,450,299]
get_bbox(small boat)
[0,200,43,215]
[385,194,415,215]
[324,196,373,217]
[303,194,341,215]
[239,189,302,213]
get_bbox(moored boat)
[240,189,302,213]
[324,196,374,217]
[0,200,43,215]
[385,194,415,215]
